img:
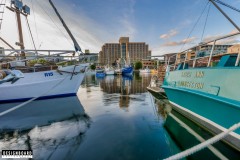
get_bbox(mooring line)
[163,122,240,160]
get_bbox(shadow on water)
[0,96,91,159]
[150,91,240,159]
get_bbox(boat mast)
[7,0,30,59]
[49,0,82,52]
[209,0,240,32]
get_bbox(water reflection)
[81,73,151,109]
[103,74,151,109]
[78,73,181,160]
[0,96,87,131]
[0,97,91,159]
[150,93,240,159]
[152,98,172,120]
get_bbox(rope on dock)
[0,73,70,117]
[163,122,240,160]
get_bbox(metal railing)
[166,32,240,71]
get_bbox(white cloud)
[202,31,240,45]
[161,37,197,46]
[0,0,140,53]
[160,29,178,39]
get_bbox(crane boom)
[49,0,82,52]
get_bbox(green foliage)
[212,61,218,67]
[67,61,74,65]
[134,61,142,70]
[90,64,96,70]
[56,61,66,66]
[37,58,47,65]
[28,59,38,66]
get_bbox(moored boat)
[139,67,151,73]
[105,66,115,75]
[0,65,87,103]
[0,0,89,103]
[162,0,240,151]
[114,68,122,75]
[150,69,158,74]
[122,66,133,76]
[95,67,106,78]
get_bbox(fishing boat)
[0,0,88,103]
[104,53,115,75]
[114,63,122,75]
[150,69,158,74]
[95,67,106,78]
[162,0,240,151]
[139,67,151,73]
[122,66,133,76]
[105,66,115,75]
[121,53,133,76]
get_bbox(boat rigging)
[209,0,240,32]
[49,0,82,53]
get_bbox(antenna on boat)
[7,0,30,59]
[209,0,240,32]
[48,0,82,54]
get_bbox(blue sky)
[1,0,240,56]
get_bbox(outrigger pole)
[49,0,82,53]
[209,0,240,32]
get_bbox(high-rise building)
[99,37,151,65]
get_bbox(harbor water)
[0,73,239,159]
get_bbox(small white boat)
[139,67,151,73]
[114,68,122,75]
[105,66,115,75]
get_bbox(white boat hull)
[105,70,115,75]
[0,65,87,103]
[139,69,150,73]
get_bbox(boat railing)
[166,32,240,71]
[0,48,91,71]
[0,49,82,63]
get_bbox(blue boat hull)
[0,93,76,103]
[122,66,133,76]
[96,72,106,78]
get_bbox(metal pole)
[193,46,199,68]
[183,51,188,69]
[16,10,25,59]
[210,0,240,32]
[235,49,240,67]
[207,40,216,67]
